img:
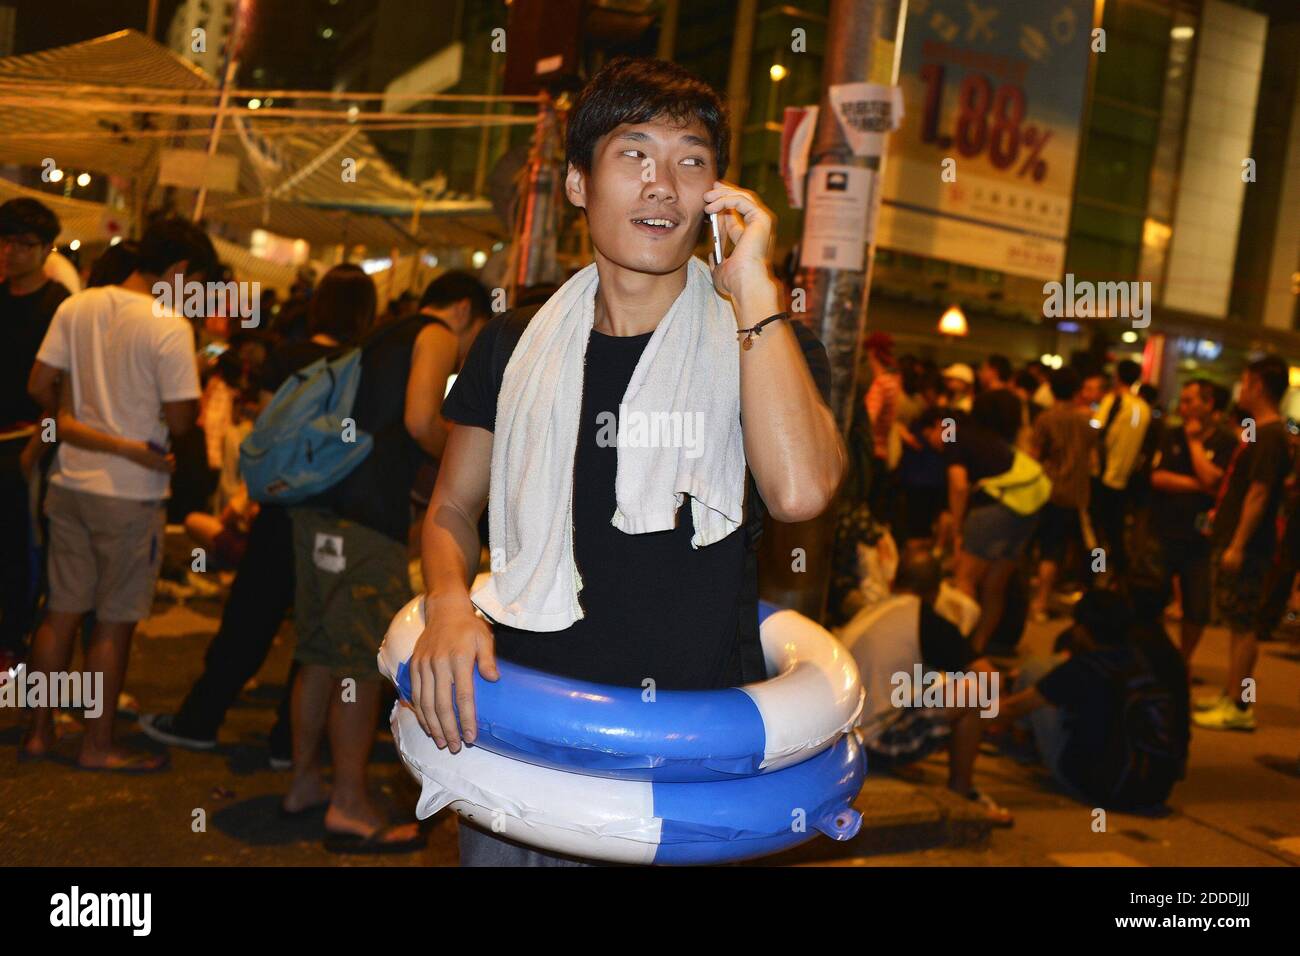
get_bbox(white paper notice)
[801,165,874,271]
[828,82,904,158]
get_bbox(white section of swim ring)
[742,608,865,772]
[391,701,660,865]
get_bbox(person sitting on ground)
[842,541,1012,826]
[995,588,1187,810]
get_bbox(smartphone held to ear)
[710,212,725,265]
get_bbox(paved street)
[2,589,1298,867]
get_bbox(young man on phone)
[409,57,844,865]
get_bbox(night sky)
[5,0,187,55]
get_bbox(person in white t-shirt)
[22,217,215,772]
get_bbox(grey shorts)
[44,482,165,623]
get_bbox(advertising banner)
[876,0,1094,280]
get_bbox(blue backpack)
[240,348,373,504]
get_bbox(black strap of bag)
[1096,391,1125,478]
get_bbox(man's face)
[978,363,998,390]
[565,116,717,276]
[1,232,50,282]
[1079,375,1105,406]
[1178,384,1210,423]
[1237,371,1260,414]
[945,376,968,397]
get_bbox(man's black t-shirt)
[918,602,972,672]
[1036,646,1132,797]
[1151,424,1238,541]
[0,279,70,430]
[941,414,1014,508]
[442,311,832,689]
[315,315,428,543]
[1037,637,1188,802]
[1211,420,1292,556]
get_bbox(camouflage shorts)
[1212,549,1269,634]
[290,508,411,681]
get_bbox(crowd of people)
[4,180,1299,852]
[840,331,1299,822]
[2,195,493,853]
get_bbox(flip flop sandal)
[76,751,170,774]
[279,800,330,820]
[323,824,424,856]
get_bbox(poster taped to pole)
[801,165,874,271]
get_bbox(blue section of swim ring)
[651,732,867,864]
[394,657,768,781]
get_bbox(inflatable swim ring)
[377,595,867,864]
[379,598,864,781]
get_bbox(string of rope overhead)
[0,29,515,253]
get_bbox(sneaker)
[1193,692,1228,712]
[139,712,217,750]
[1192,698,1256,732]
[962,788,1014,827]
[185,569,223,598]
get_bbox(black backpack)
[488,308,769,684]
[1088,646,1184,809]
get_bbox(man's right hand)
[408,594,499,752]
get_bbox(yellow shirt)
[1094,392,1151,490]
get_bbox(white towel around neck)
[470,256,747,632]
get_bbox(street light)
[938,304,967,337]
[76,173,91,188]
[770,64,788,82]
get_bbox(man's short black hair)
[984,354,1012,384]
[1210,383,1230,414]
[565,56,729,178]
[1186,377,1216,408]
[916,404,949,431]
[973,388,1022,444]
[0,198,60,245]
[1073,588,1132,647]
[419,270,492,318]
[894,542,943,605]
[1049,366,1081,401]
[1116,358,1142,387]
[136,216,217,279]
[1246,354,1289,406]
